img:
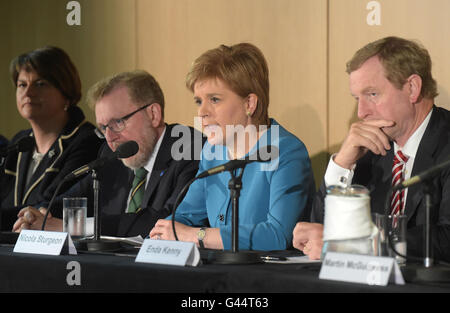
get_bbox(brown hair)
[346,36,438,100]
[87,70,165,118]
[10,46,82,106]
[186,43,270,126]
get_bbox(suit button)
[219,214,224,222]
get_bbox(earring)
[64,105,69,111]
[247,111,252,117]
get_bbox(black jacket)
[51,123,204,238]
[0,106,103,230]
[312,106,450,262]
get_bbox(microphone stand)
[41,141,138,250]
[75,170,121,252]
[386,180,450,282]
[230,169,241,252]
[171,165,263,265]
[424,182,433,268]
[203,167,262,264]
[94,169,100,241]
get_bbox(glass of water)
[374,213,407,264]
[63,197,87,239]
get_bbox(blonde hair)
[186,43,270,126]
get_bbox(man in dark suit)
[91,123,202,237]
[13,70,204,238]
[293,36,450,262]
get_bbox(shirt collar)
[142,126,166,173]
[394,108,433,158]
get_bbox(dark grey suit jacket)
[312,106,450,262]
[52,123,204,238]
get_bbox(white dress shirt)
[126,126,166,208]
[324,109,433,206]
[86,127,167,236]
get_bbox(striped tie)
[391,150,409,217]
[126,167,148,213]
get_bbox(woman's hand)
[149,220,224,250]
[13,206,62,232]
[149,219,197,242]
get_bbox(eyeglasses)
[96,103,152,136]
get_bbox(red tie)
[391,150,409,216]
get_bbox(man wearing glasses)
[13,70,204,238]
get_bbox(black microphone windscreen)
[115,141,139,158]
[16,136,35,152]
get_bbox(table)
[1,245,449,295]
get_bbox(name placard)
[13,230,77,256]
[319,252,404,286]
[135,239,200,267]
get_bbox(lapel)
[404,109,441,222]
[16,107,86,206]
[141,125,174,209]
[118,125,175,236]
[14,150,32,206]
[20,137,63,205]
[28,145,59,184]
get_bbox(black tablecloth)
[1,244,450,294]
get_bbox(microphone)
[394,157,450,191]
[196,146,277,179]
[0,136,35,157]
[41,140,139,231]
[170,145,277,264]
[64,140,139,181]
[171,146,276,241]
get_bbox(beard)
[121,125,158,170]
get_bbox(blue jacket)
[172,119,314,250]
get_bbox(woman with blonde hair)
[150,43,314,251]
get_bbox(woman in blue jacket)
[150,43,314,251]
